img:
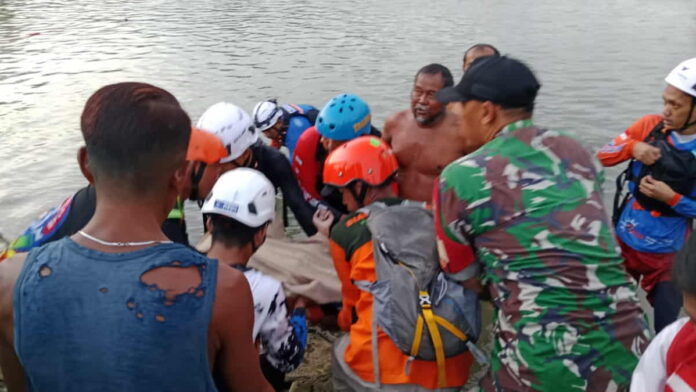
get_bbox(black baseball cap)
[436,56,541,108]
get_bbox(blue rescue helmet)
[316,93,371,141]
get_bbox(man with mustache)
[383,64,480,202]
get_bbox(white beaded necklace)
[78,230,172,247]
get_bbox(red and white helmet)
[196,102,258,163]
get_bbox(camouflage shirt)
[434,119,650,391]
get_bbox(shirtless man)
[462,43,499,73]
[0,82,271,392]
[383,64,477,202]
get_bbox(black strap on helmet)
[189,162,207,202]
[254,99,282,129]
[680,96,696,130]
[347,181,370,208]
[346,172,398,208]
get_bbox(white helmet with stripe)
[252,99,283,132]
[201,168,275,228]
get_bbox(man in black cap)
[433,56,650,391]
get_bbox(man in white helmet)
[197,102,327,237]
[598,57,696,332]
[203,168,308,390]
[252,99,318,160]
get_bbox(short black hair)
[463,43,500,60]
[415,63,454,88]
[80,82,191,195]
[210,214,264,248]
[674,234,696,295]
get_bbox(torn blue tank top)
[13,237,218,392]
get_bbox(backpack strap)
[418,290,447,388]
[612,167,631,226]
[645,121,667,143]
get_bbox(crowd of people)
[0,45,695,392]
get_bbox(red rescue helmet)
[323,136,398,190]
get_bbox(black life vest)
[622,122,696,216]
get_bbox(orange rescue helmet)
[186,127,228,164]
[323,136,398,189]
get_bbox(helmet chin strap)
[189,162,207,202]
[245,151,258,169]
[348,182,370,208]
[679,96,696,131]
[279,123,289,145]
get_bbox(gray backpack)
[354,201,484,388]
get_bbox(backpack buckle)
[419,292,432,308]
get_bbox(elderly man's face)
[411,73,446,126]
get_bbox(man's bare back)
[384,109,476,202]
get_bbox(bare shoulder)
[383,110,410,139]
[213,263,251,309]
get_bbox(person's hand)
[436,238,450,270]
[632,142,661,165]
[639,175,677,203]
[312,206,333,237]
[294,297,307,309]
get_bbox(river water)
[1,0,695,240]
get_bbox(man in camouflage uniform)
[433,56,651,391]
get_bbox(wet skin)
[382,73,479,202]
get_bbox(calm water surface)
[1,0,695,239]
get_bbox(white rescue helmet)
[201,168,276,228]
[196,102,258,163]
[665,57,696,98]
[252,99,283,132]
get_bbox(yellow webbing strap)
[410,314,425,357]
[434,315,468,341]
[419,290,447,388]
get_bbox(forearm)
[596,138,636,167]
[598,115,663,167]
[434,181,477,276]
[671,194,696,218]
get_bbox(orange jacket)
[329,201,473,389]
[596,114,663,167]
